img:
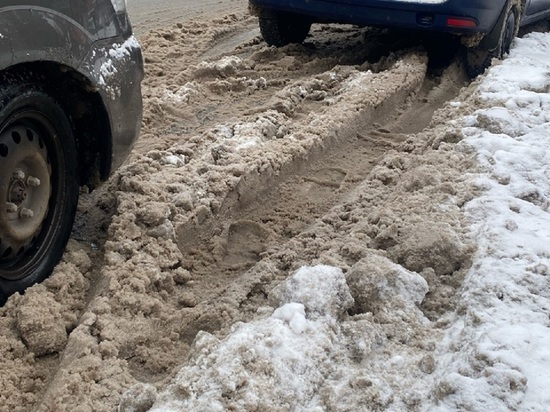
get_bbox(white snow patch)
[160,82,201,104]
[427,32,550,411]
[148,265,356,411]
[97,36,140,98]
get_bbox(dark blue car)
[249,0,550,74]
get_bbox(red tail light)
[446,17,477,28]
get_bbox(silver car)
[0,0,143,303]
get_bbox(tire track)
[0,11,472,412]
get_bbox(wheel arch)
[0,62,112,190]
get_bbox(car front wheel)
[0,75,79,304]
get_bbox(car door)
[525,0,550,15]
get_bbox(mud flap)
[465,0,521,76]
[477,0,516,52]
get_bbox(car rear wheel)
[466,2,518,77]
[259,9,312,47]
[0,76,79,304]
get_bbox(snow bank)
[135,263,428,412]
[427,32,550,411]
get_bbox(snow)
[160,82,200,104]
[97,36,141,98]
[428,33,550,411]
[99,36,140,83]
[148,266,354,411]
[144,32,550,411]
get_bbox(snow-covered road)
[126,33,550,412]
[1,5,550,412]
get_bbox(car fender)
[77,35,144,175]
[0,5,95,72]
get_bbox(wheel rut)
[177,61,468,307]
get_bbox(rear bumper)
[250,0,508,34]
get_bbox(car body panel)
[527,0,550,15]
[250,0,507,33]
[523,0,550,26]
[250,0,550,35]
[0,6,92,75]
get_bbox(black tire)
[259,9,312,47]
[466,3,518,77]
[0,74,79,304]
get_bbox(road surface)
[128,0,246,34]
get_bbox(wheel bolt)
[27,176,41,187]
[13,170,25,180]
[6,202,18,213]
[20,208,34,218]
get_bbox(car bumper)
[250,0,508,34]
[79,35,144,177]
